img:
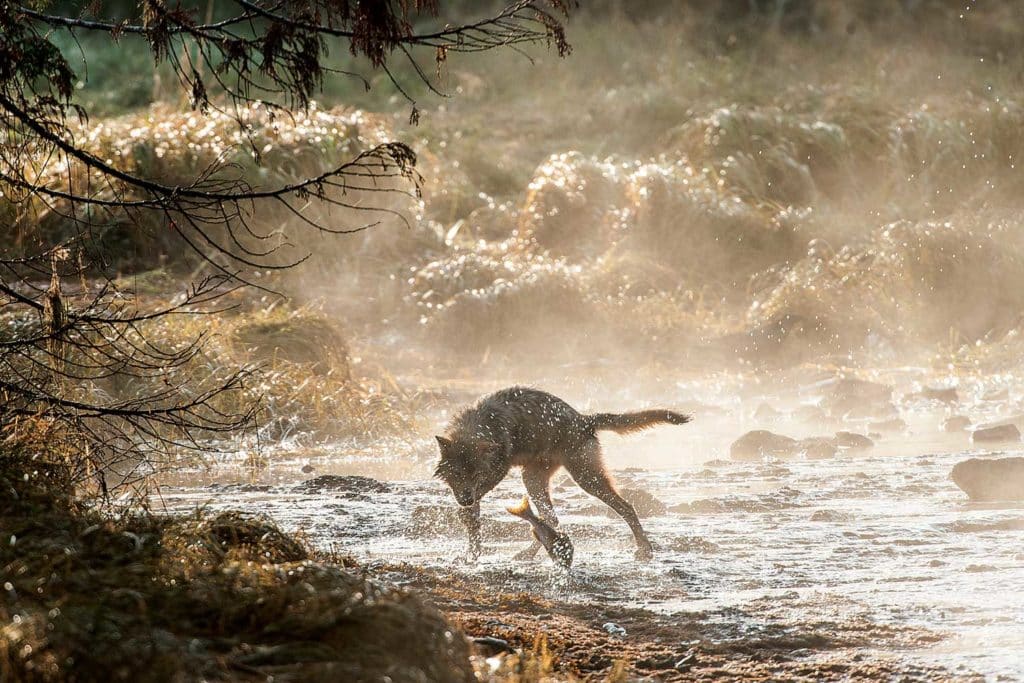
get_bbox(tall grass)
[12,2,1024,381]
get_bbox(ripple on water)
[159,448,1024,679]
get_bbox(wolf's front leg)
[458,501,482,561]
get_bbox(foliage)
[0,1,573,490]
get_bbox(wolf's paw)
[634,545,654,562]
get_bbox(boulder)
[617,487,667,517]
[950,457,1024,501]
[810,509,852,522]
[910,387,958,404]
[800,438,838,459]
[293,475,390,495]
[971,423,1021,444]
[834,431,874,450]
[730,430,800,461]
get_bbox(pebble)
[603,622,627,637]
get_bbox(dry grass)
[4,102,412,273]
[750,216,1024,357]
[137,301,413,445]
[0,445,474,682]
[10,5,1024,371]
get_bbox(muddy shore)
[379,561,973,682]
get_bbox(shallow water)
[159,429,1024,680]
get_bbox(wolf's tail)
[507,496,534,520]
[589,410,691,435]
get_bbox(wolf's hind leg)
[567,438,654,561]
[513,465,557,560]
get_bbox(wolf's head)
[433,435,507,507]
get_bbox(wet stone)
[616,487,667,518]
[834,431,874,450]
[730,430,801,461]
[292,475,390,495]
[810,510,852,522]
[950,457,1024,501]
[970,423,1021,444]
[799,438,838,460]
[910,387,959,404]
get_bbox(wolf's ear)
[435,435,453,451]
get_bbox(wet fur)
[434,386,691,561]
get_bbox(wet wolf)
[434,386,691,561]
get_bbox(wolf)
[434,386,691,561]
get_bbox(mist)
[5,1,1024,681]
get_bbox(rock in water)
[730,430,800,460]
[951,457,1024,501]
[834,431,874,450]
[618,487,667,517]
[293,475,390,495]
[799,438,838,460]
[971,424,1021,444]
[913,387,959,404]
